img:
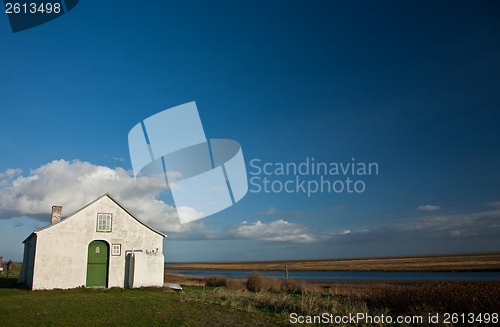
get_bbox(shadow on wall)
[124,252,132,289]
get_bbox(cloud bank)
[0,159,198,233]
[225,209,500,244]
[235,219,330,243]
[1,160,498,246]
[417,204,441,211]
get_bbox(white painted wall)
[128,252,164,288]
[24,195,164,290]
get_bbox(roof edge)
[102,193,167,238]
[22,232,36,243]
[32,193,167,238]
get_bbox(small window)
[112,244,121,256]
[97,213,112,232]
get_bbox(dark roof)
[23,193,166,243]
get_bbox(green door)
[86,241,109,287]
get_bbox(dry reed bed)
[164,272,206,286]
[165,252,500,271]
[180,272,500,324]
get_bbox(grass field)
[2,266,499,326]
[0,267,286,326]
[164,252,500,272]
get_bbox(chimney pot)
[51,206,62,224]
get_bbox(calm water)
[166,269,500,281]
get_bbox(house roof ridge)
[22,193,166,243]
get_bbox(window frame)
[96,213,112,232]
[111,244,121,256]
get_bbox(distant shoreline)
[164,252,500,272]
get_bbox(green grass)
[0,287,290,326]
[0,269,287,327]
[2,269,499,326]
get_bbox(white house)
[18,194,166,290]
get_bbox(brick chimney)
[51,206,62,224]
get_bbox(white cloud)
[392,209,500,240]
[486,201,500,208]
[0,160,201,233]
[0,168,22,186]
[255,207,281,215]
[254,205,343,218]
[158,207,500,244]
[417,204,441,211]
[234,219,330,243]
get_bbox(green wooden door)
[86,241,108,287]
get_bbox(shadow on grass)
[0,276,20,288]
[0,267,25,289]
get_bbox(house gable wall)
[31,196,163,290]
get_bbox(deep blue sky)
[1,1,499,262]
